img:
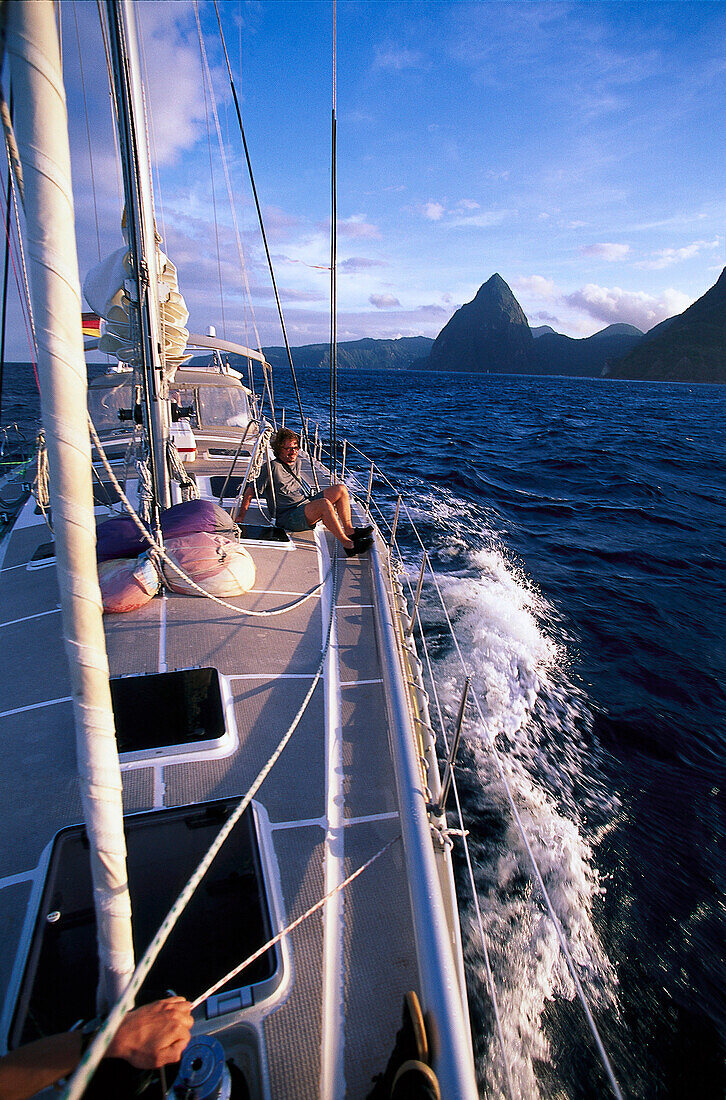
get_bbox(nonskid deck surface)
[0,474,420,1097]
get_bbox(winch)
[167,1036,232,1100]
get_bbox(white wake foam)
[417,540,619,1097]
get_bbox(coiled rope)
[88,415,328,618]
[32,429,51,531]
[63,546,342,1099]
[166,438,200,503]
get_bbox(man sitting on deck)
[234,427,373,557]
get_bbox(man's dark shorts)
[277,490,326,532]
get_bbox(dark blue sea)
[4,363,725,1099]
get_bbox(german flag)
[82,312,102,338]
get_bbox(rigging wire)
[304,444,515,1089]
[192,835,400,1009]
[95,0,125,227]
[408,576,515,1099]
[192,2,263,389]
[329,0,338,482]
[135,6,168,253]
[0,169,38,377]
[0,105,37,362]
[198,21,227,340]
[211,0,319,485]
[0,89,12,424]
[71,0,102,262]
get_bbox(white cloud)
[373,45,425,71]
[369,294,402,309]
[339,257,387,273]
[563,283,692,330]
[636,238,721,270]
[336,215,382,240]
[423,202,446,221]
[513,275,558,299]
[580,243,631,261]
[136,5,210,165]
[446,209,514,229]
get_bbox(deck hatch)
[110,667,226,757]
[9,800,281,1047]
[237,523,291,545]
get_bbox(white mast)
[4,0,135,1008]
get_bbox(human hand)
[105,997,193,1069]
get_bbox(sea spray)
[416,539,619,1097]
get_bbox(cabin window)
[198,387,249,429]
[87,381,134,434]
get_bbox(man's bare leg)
[305,497,354,549]
[323,484,354,536]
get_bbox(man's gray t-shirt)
[255,456,311,521]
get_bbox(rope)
[89,415,328,618]
[192,834,400,1009]
[0,164,37,373]
[135,456,153,527]
[63,548,342,1100]
[32,430,51,532]
[166,438,200,502]
[6,122,35,356]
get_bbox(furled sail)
[4,0,136,1009]
[83,229,191,384]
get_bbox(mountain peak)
[420,273,532,373]
[474,273,515,302]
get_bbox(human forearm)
[233,485,254,523]
[0,1031,82,1100]
[0,998,193,1099]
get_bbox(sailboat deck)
[0,485,421,1097]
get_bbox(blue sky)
[10,1,726,358]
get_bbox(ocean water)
[280,367,726,1100]
[4,362,724,1098]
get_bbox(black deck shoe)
[353,524,373,541]
[344,535,373,557]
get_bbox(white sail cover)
[83,237,190,382]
